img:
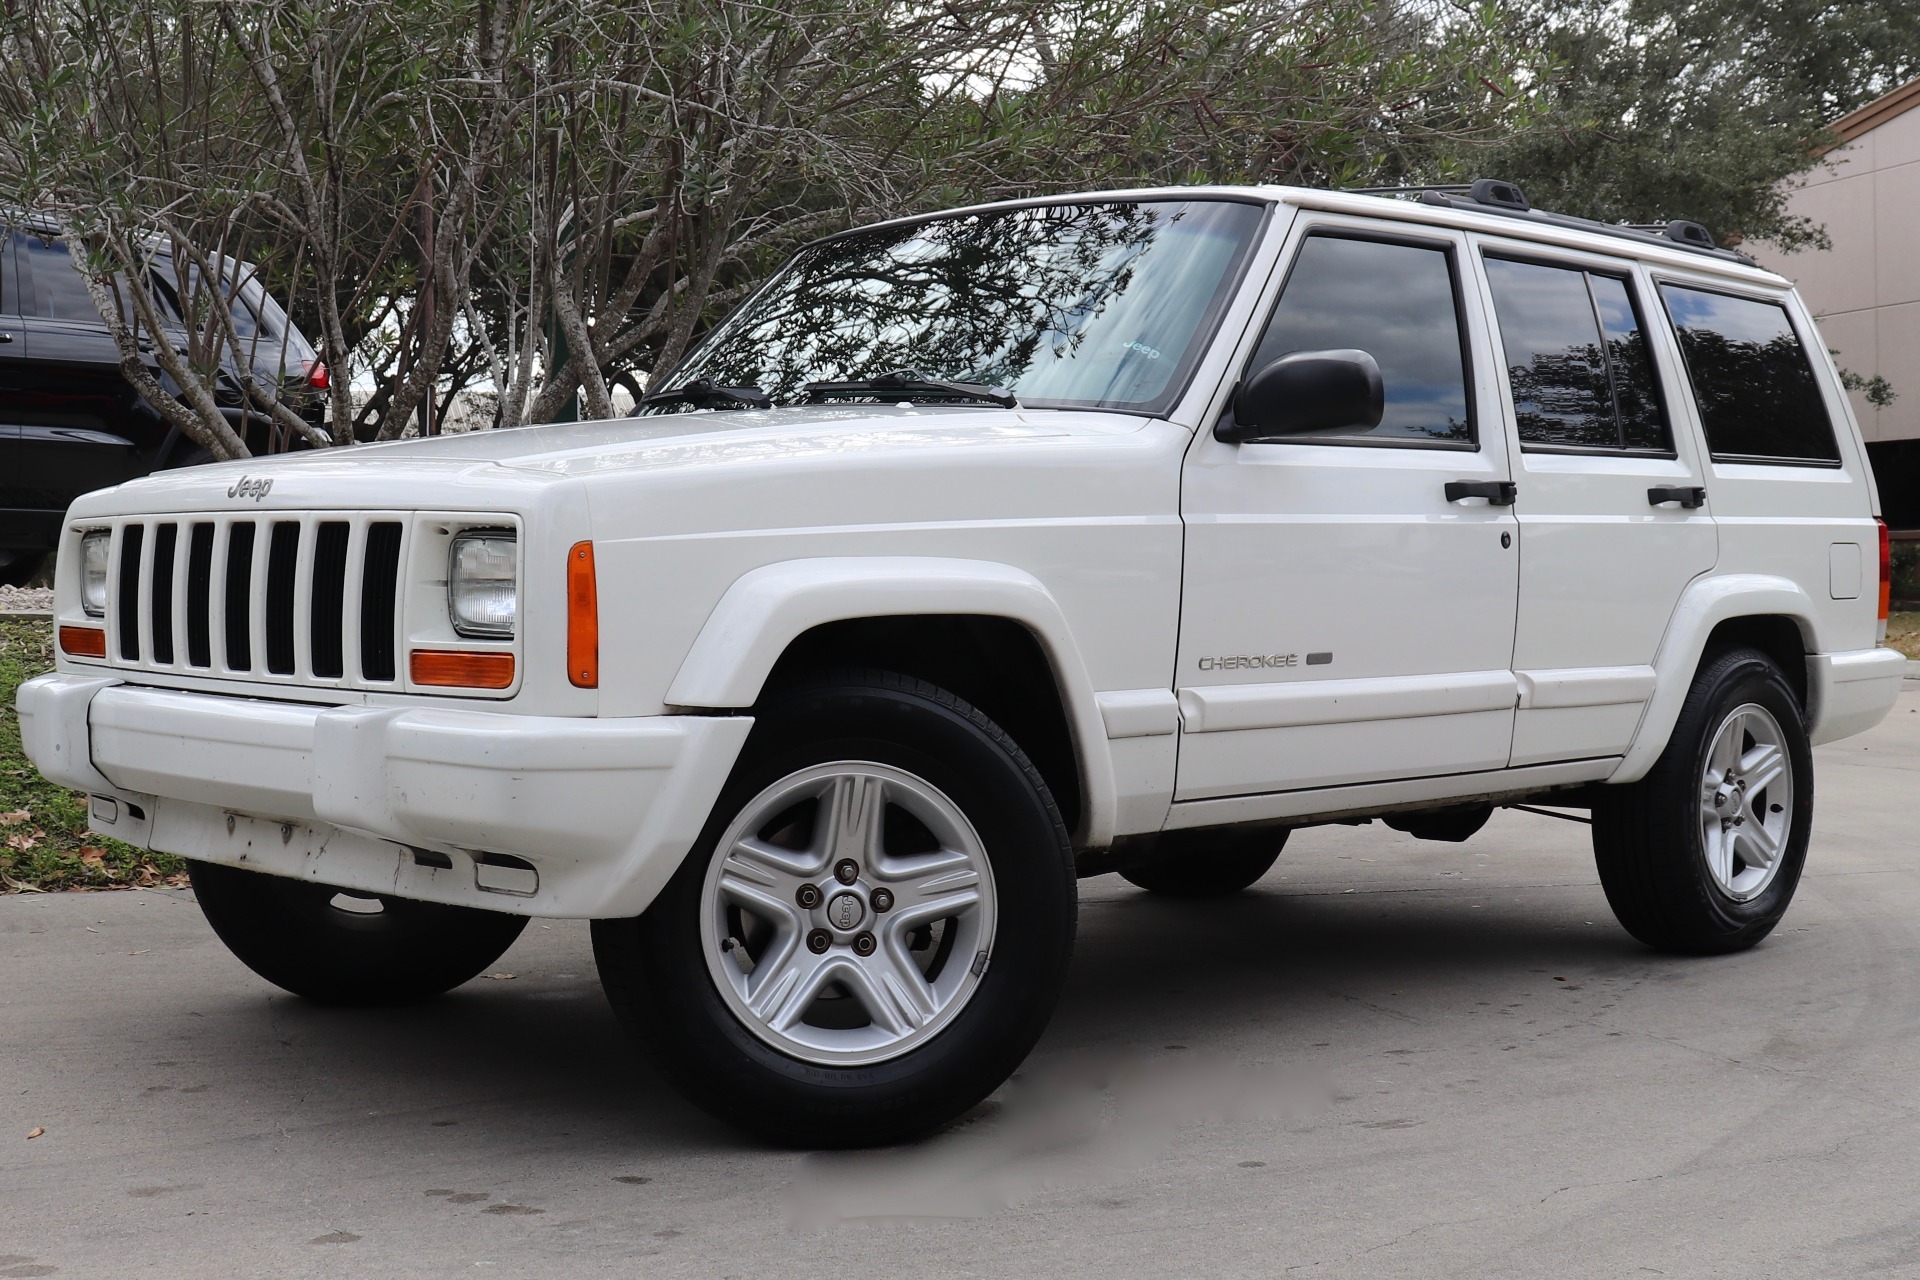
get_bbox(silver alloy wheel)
[1698,702,1795,902]
[699,761,998,1067]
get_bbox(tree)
[1478,0,1920,250]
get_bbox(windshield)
[664,198,1267,415]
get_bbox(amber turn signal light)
[58,625,107,658]
[567,541,598,688]
[410,649,515,689]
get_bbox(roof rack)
[1343,178,1755,266]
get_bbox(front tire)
[1592,647,1813,954]
[592,669,1076,1147]
[187,861,528,1004]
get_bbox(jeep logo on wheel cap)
[827,891,865,932]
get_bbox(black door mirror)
[1218,348,1384,443]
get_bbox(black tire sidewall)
[188,860,529,1004]
[1670,654,1814,934]
[601,676,1076,1145]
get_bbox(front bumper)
[16,674,752,918]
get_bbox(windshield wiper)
[640,378,772,411]
[802,368,1018,409]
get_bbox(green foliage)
[1839,366,1898,410]
[0,622,185,891]
[1474,0,1920,250]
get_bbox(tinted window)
[671,199,1264,414]
[1245,234,1471,443]
[21,236,101,323]
[1661,285,1839,463]
[1483,258,1672,452]
[1590,275,1668,451]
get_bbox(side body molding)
[665,557,1119,849]
[1611,574,1818,784]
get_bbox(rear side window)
[1245,233,1472,444]
[1659,284,1840,464]
[20,236,102,324]
[1483,257,1671,453]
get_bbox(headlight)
[80,530,111,617]
[447,530,517,638]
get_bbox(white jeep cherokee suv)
[18,181,1906,1146]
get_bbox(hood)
[69,404,1155,518]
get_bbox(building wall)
[1747,106,1920,446]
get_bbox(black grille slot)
[360,522,402,682]
[265,522,300,675]
[310,522,350,678]
[185,523,214,667]
[149,523,177,664]
[116,523,144,661]
[224,522,255,671]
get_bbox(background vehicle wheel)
[0,552,46,588]
[1119,828,1288,897]
[593,669,1076,1148]
[187,861,528,1004]
[1591,646,1814,955]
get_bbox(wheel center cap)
[826,891,866,932]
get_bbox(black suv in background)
[0,225,326,585]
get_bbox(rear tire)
[1592,646,1813,955]
[593,669,1076,1147]
[187,861,528,1004]
[1120,829,1288,897]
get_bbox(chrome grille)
[103,515,408,689]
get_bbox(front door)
[1473,245,1718,766]
[1176,221,1521,802]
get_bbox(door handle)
[0,332,12,344]
[1648,485,1707,509]
[1444,480,1517,506]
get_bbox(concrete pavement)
[4,693,1920,1278]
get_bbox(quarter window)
[1243,233,1472,444]
[1483,257,1672,453]
[1659,284,1840,464]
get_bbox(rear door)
[1471,243,1718,766]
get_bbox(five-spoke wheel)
[593,669,1076,1147]
[1593,646,1813,954]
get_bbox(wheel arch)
[1612,575,1819,784]
[664,557,1118,849]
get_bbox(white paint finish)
[14,673,120,793]
[1807,648,1911,745]
[1177,669,1515,733]
[1095,688,1180,738]
[32,674,754,917]
[1514,666,1658,709]
[13,182,1905,914]
[1830,542,1864,599]
[1176,214,1521,799]
[1164,757,1615,830]
[1510,703,1646,768]
[1176,708,1517,801]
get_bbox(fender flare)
[665,556,1118,849]
[1610,574,1819,784]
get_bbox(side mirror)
[1217,348,1384,443]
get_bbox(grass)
[1890,610,1920,661]
[0,619,186,892]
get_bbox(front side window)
[1483,257,1672,453]
[666,199,1266,415]
[1660,284,1840,464]
[1242,233,1472,444]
